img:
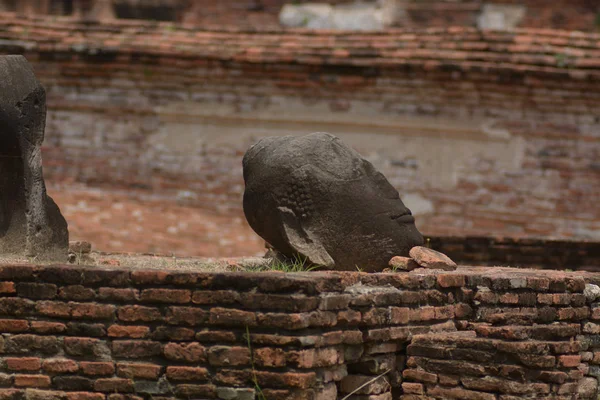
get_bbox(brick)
[257,313,310,330]
[238,293,319,312]
[140,289,191,304]
[195,330,237,342]
[402,383,424,395]
[151,326,195,341]
[59,286,96,301]
[0,298,34,317]
[6,335,60,355]
[527,277,550,291]
[37,266,82,284]
[318,294,351,311]
[434,305,454,320]
[191,290,240,305]
[65,393,105,400]
[0,266,34,281]
[107,325,149,339]
[254,348,287,368]
[499,293,519,304]
[82,270,130,287]
[403,369,438,384]
[130,270,169,285]
[462,376,550,395]
[16,283,57,300]
[209,307,256,326]
[42,359,79,374]
[208,346,251,367]
[361,308,388,326]
[0,390,21,400]
[30,322,66,334]
[116,363,161,380]
[174,385,216,399]
[166,307,207,326]
[215,388,257,400]
[98,288,138,302]
[389,307,409,324]
[438,374,460,386]
[66,322,106,338]
[166,367,209,381]
[427,386,495,400]
[163,342,206,363]
[117,306,162,322]
[6,358,41,372]
[409,307,435,322]
[94,379,134,393]
[337,309,362,326]
[437,274,465,288]
[254,371,316,389]
[14,375,51,388]
[107,396,143,400]
[288,347,343,368]
[66,338,110,360]
[53,376,94,391]
[0,282,16,294]
[558,355,581,367]
[112,341,162,359]
[0,320,29,333]
[343,331,363,345]
[214,369,252,387]
[80,362,115,376]
[36,301,70,318]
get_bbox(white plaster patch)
[477,4,526,31]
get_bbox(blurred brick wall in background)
[1,15,599,254]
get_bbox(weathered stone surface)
[0,55,68,261]
[410,247,457,271]
[243,132,424,272]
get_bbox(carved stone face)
[0,55,68,261]
[243,132,424,272]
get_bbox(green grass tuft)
[249,254,319,272]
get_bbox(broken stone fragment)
[0,55,69,261]
[389,256,419,272]
[409,246,457,271]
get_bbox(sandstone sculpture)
[0,55,69,261]
[243,132,424,272]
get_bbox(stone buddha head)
[243,132,424,272]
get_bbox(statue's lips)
[390,213,415,224]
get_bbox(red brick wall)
[0,263,597,398]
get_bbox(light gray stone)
[584,284,600,303]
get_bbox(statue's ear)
[278,207,335,268]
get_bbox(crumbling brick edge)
[0,263,598,399]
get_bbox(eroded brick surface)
[0,263,597,398]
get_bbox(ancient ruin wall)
[1,16,600,241]
[0,263,599,399]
